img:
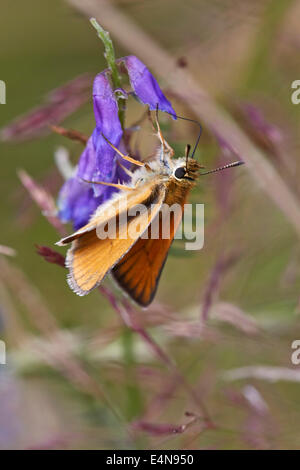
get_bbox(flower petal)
[59,139,131,229]
[77,72,123,197]
[77,135,97,182]
[92,72,123,196]
[57,177,101,230]
[123,55,176,118]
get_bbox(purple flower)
[57,141,130,230]
[122,55,176,117]
[57,56,175,230]
[57,177,101,230]
[91,73,124,196]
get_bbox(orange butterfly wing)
[60,182,166,296]
[112,201,185,306]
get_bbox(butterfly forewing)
[63,182,166,296]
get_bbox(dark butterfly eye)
[174,166,186,179]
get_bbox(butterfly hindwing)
[112,199,185,306]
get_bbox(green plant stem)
[122,327,143,420]
[90,17,125,127]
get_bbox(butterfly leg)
[81,178,135,191]
[101,133,144,167]
[116,160,135,178]
[152,107,175,158]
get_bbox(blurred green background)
[1,0,300,450]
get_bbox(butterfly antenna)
[164,111,203,158]
[200,160,244,176]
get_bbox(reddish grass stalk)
[118,299,214,427]
[37,246,214,429]
[35,224,214,426]
[1,74,92,141]
[132,413,199,436]
[201,252,238,322]
[18,169,66,236]
[36,245,66,267]
[97,283,214,427]
[3,251,124,423]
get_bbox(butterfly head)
[172,157,201,185]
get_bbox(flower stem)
[90,17,125,127]
[122,327,143,420]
